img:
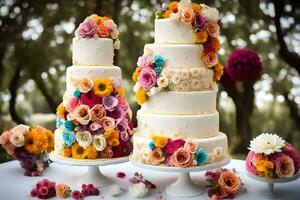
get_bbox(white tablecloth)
[0,159,299,200]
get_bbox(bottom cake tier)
[131,132,228,168]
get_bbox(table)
[0,159,299,200]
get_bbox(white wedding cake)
[132,0,228,167]
[54,15,134,160]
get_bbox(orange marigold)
[86,146,98,159]
[63,147,72,157]
[24,128,48,155]
[72,143,87,159]
[117,87,125,97]
[132,67,141,82]
[214,62,224,81]
[169,2,178,12]
[211,37,221,52]
[164,10,173,18]
[191,3,202,13]
[56,103,66,119]
[45,130,54,153]
[195,31,208,44]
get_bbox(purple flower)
[75,20,97,38]
[102,95,118,111]
[116,119,129,133]
[226,48,263,82]
[194,14,206,31]
[107,106,125,125]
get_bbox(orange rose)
[56,183,69,198]
[90,104,106,124]
[214,62,224,81]
[202,52,218,67]
[206,22,220,37]
[179,7,195,23]
[73,105,91,125]
[218,170,241,194]
[184,141,198,154]
[170,147,194,167]
[150,148,165,165]
[211,37,221,52]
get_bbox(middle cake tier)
[136,110,219,139]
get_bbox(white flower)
[171,74,181,84]
[191,68,201,78]
[93,135,107,151]
[129,182,149,198]
[191,79,201,90]
[54,128,64,154]
[157,77,169,89]
[213,147,225,160]
[76,131,92,149]
[114,39,121,50]
[207,152,216,163]
[67,113,75,121]
[201,5,219,22]
[128,108,133,120]
[213,83,219,92]
[9,132,25,147]
[110,184,123,196]
[248,133,285,155]
[180,80,190,91]
[147,87,159,96]
[133,83,141,92]
[10,124,29,135]
[111,29,119,39]
[144,48,153,56]
[181,70,189,80]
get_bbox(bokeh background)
[0,0,299,163]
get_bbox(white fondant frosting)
[155,19,196,44]
[145,43,204,68]
[132,132,228,164]
[66,66,121,92]
[72,38,114,66]
[136,110,219,139]
[141,91,216,115]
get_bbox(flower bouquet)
[0,124,54,176]
[205,168,243,200]
[246,133,300,179]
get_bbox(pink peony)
[227,48,262,82]
[284,143,300,173]
[90,104,106,124]
[138,67,157,91]
[245,151,258,175]
[164,138,185,156]
[205,22,220,37]
[75,20,97,38]
[79,91,101,108]
[272,153,295,178]
[0,131,12,145]
[67,97,79,112]
[179,7,195,24]
[97,26,110,38]
[73,105,91,125]
[170,147,194,168]
[104,19,117,29]
[100,116,116,131]
[137,55,154,68]
[202,52,218,67]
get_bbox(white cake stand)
[247,172,300,199]
[130,156,231,198]
[50,153,128,188]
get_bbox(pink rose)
[2,143,15,155]
[73,105,91,125]
[184,141,199,154]
[117,96,129,111]
[138,67,157,91]
[75,20,97,38]
[120,132,129,142]
[179,7,195,24]
[90,104,106,124]
[246,151,258,175]
[150,148,165,165]
[272,153,295,178]
[164,138,185,156]
[97,26,111,38]
[104,19,117,29]
[137,55,154,68]
[0,131,12,145]
[67,97,79,112]
[202,52,218,67]
[100,116,116,131]
[170,147,194,168]
[284,143,300,173]
[10,124,29,135]
[205,22,220,37]
[77,78,93,93]
[89,122,102,131]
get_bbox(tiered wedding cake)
[54,15,133,160]
[132,0,228,167]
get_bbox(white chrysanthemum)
[76,131,92,149]
[248,133,285,155]
[129,182,149,198]
[93,135,107,151]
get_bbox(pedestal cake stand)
[247,172,300,199]
[130,156,231,198]
[50,153,128,188]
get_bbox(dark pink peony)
[164,138,185,156]
[226,48,262,82]
[79,91,101,107]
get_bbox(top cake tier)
[72,14,120,66]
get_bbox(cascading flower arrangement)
[226,48,262,82]
[246,133,300,179]
[56,77,134,159]
[0,125,54,176]
[205,168,243,200]
[75,14,120,50]
[155,0,224,81]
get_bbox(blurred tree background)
[0,0,299,162]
